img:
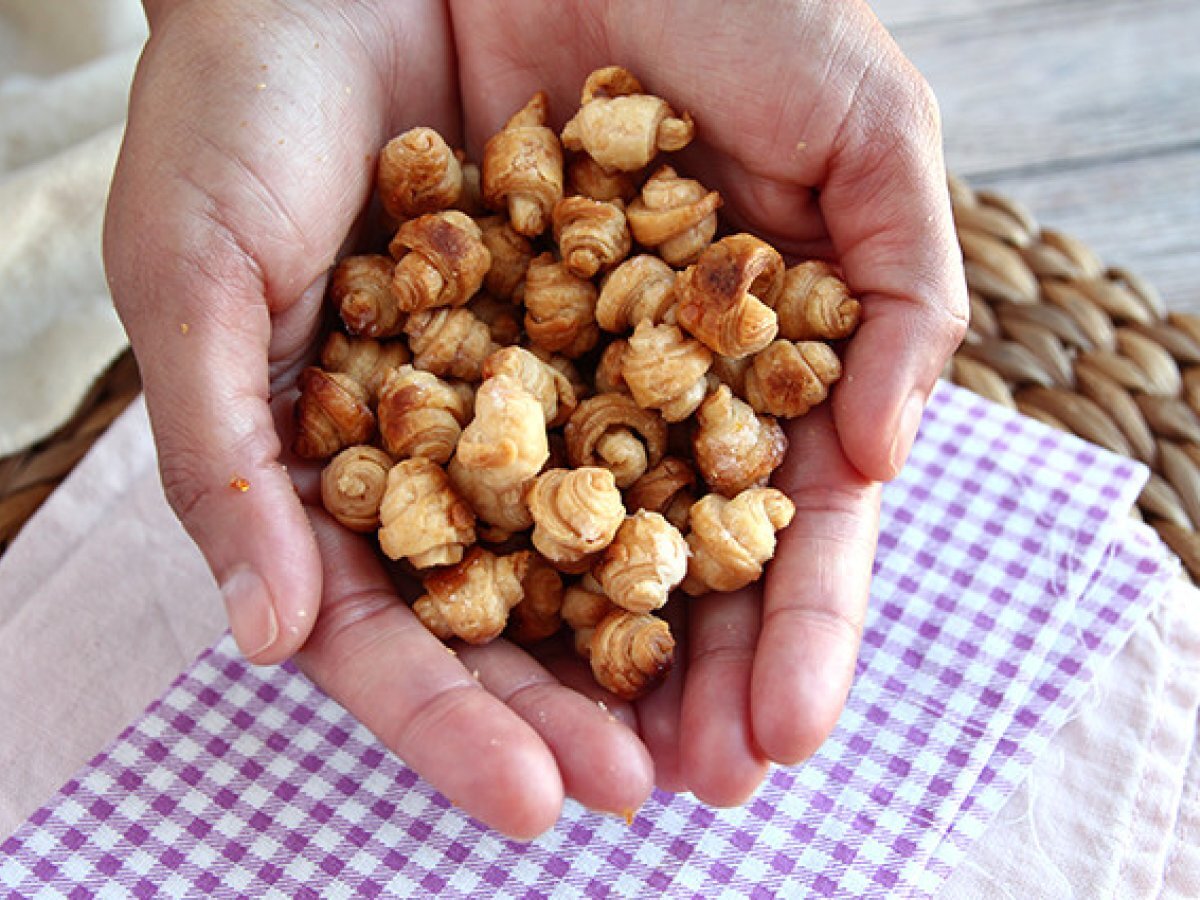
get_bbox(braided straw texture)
[2,177,1197,580]
[948,175,1200,580]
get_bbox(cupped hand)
[104,0,966,838]
[449,0,967,803]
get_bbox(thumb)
[821,34,969,481]
[104,166,323,666]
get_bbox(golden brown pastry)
[481,345,577,428]
[566,153,639,203]
[776,260,862,341]
[454,153,486,217]
[551,196,631,278]
[595,254,677,333]
[621,321,713,422]
[413,548,530,644]
[626,165,722,267]
[589,609,675,700]
[467,293,524,347]
[403,306,499,382]
[376,365,473,463]
[522,252,600,358]
[448,373,549,536]
[744,340,842,419]
[388,211,491,313]
[332,254,404,339]
[682,487,795,595]
[506,553,565,645]
[476,215,534,300]
[674,234,784,358]
[707,353,752,398]
[526,467,626,573]
[319,332,410,403]
[592,510,688,614]
[564,393,668,489]
[377,126,463,221]
[561,574,615,658]
[482,92,563,237]
[560,66,694,172]
[292,367,375,460]
[319,445,394,533]
[593,339,631,396]
[378,458,476,569]
[623,456,698,532]
[692,384,787,497]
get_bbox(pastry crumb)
[229,475,251,492]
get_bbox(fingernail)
[889,389,926,475]
[220,565,279,660]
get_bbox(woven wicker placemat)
[3,178,1198,579]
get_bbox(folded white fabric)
[0,0,146,454]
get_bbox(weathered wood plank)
[965,148,1200,315]
[878,0,1200,176]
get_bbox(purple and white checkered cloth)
[0,383,1179,898]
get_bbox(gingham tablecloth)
[0,384,1178,897]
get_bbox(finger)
[104,3,462,663]
[632,598,688,794]
[818,23,969,480]
[297,512,564,840]
[457,640,654,819]
[680,588,771,806]
[752,405,880,764]
[536,640,640,731]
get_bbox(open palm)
[104,0,966,839]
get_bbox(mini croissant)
[481,345,577,428]
[564,392,668,489]
[526,467,626,573]
[506,553,565,645]
[589,609,676,700]
[776,261,863,341]
[378,458,476,569]
[320,445,394,533]
[377,126,463,221]
[552,196,631,278]
[623,456,698,532]
[626,165,722,267]
[674,234,784,358]
[448,373,549,536]
[622,321,713,422]
[388,211,491,313]
[744,340,842,419]
[376,365,473,463]
[593,338,631,396]
[561,574,615,658]
[692,385,787,497]
[560,66,694,172]
[476,215,534,300]
[592,510,688,614]
[482,92,564,237]
[292,367,376,460]
[319,332,410,403]
[682,487,795,595]
[522,252,600,358]
[596,254,677,333]
[413,548,530,644]
[404,306,499,382]
[567,153,638,203]
[332,254,405,339]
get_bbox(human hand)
[104,0,966,838]
[448,0,967,803]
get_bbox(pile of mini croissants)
[294,66,862,700]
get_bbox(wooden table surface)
[873,0,1200,315]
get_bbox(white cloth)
[0,0,145,454]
